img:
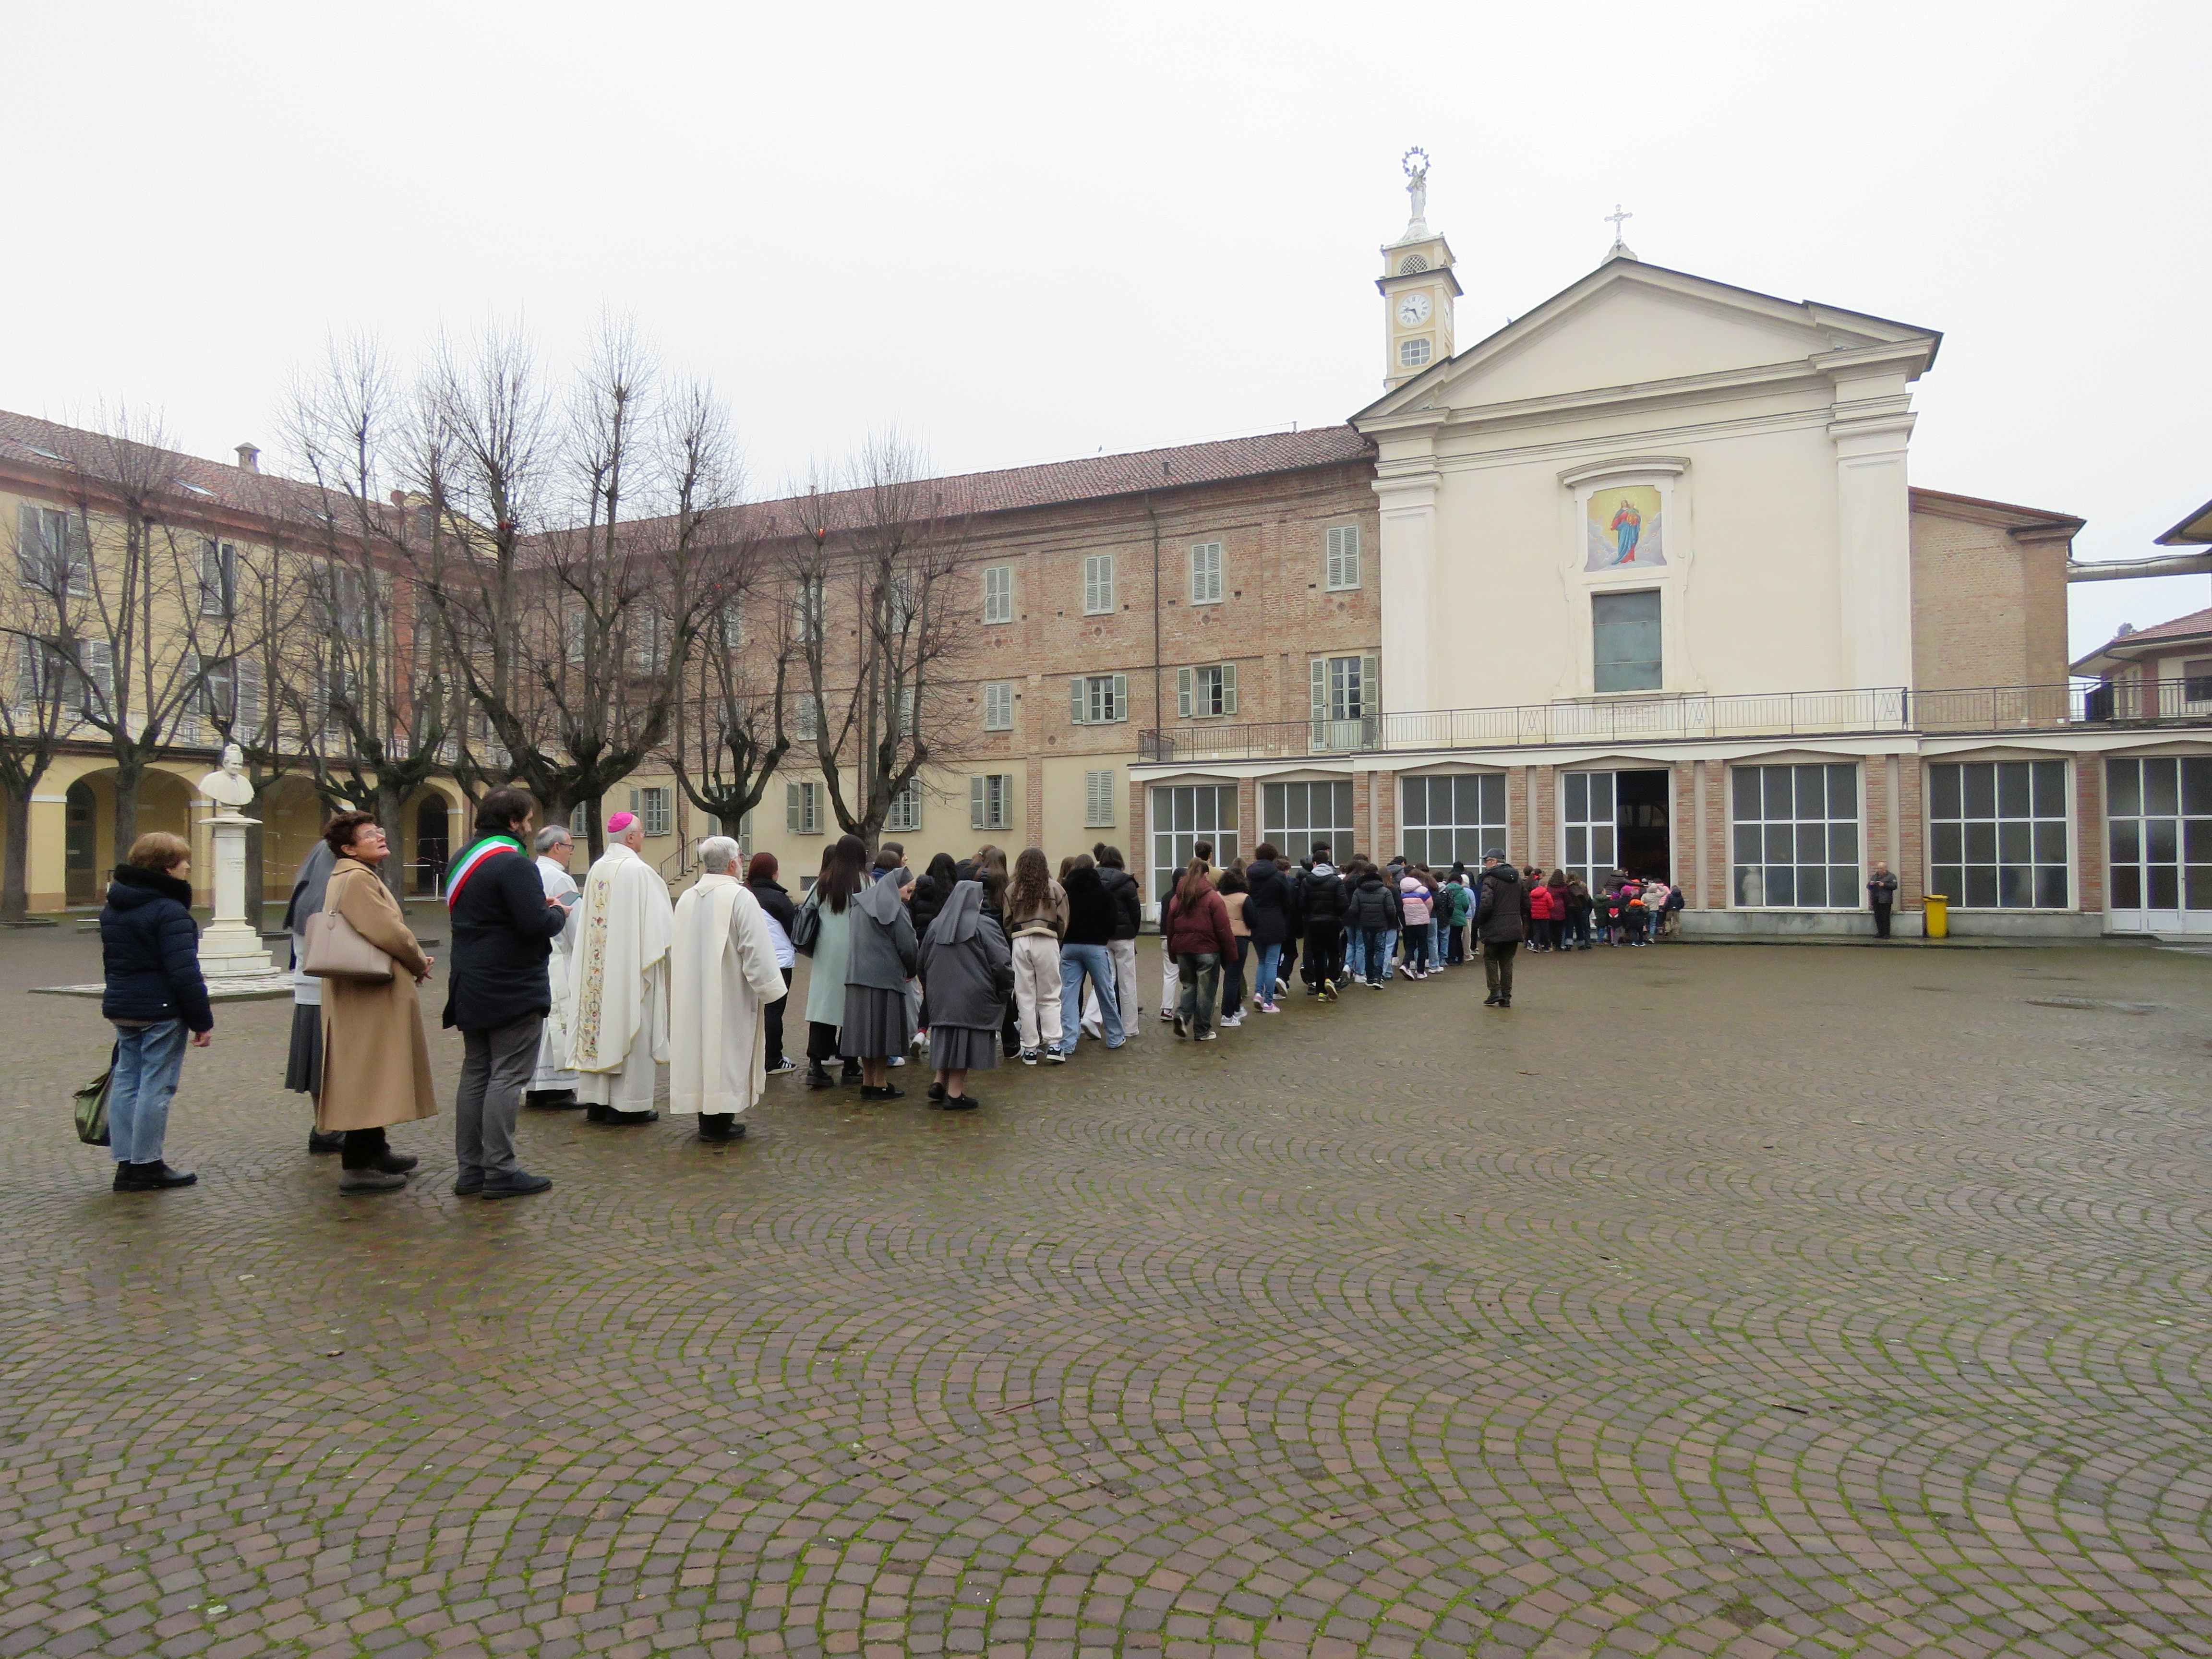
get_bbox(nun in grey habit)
[916,878,1011,1110]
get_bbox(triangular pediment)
[1353,258,1940,424]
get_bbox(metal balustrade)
[1136,679,2212,764]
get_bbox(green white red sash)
[445,835,523,908]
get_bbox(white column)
[1828,366,1917,692]
[1371,435,1443,717]
[198,813,276,979]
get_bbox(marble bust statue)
[198,743,256,815]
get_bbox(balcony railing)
[1136,678,2212,764]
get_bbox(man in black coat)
[1240,847,1296,1013]
[442,787,569,1198]
[1474,849,1532,1008]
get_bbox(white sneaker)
[1258,1002,1281,1014]
[1275,979,1289,996]
[1081,1021,1104,1040]
[1221,1012,1244,1027]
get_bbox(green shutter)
[1177,667,1191,719]
[1361,654,1381,718]
[1070,676,1086,724]
[970,775,986,828]
[1310,658,1327,725]
[1112,673,1128,721]
[1221,662,1238,716]
[786,782,802,832]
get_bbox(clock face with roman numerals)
[1396,291,1432,327]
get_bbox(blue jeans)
[108,1019,188,1165]
[1253,942,1282,1006]
[1376,927,1398,979]
[1059,943,1123,1053]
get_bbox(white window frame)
[1189,541,1224,605]
[1084,769,1117,828]
[793,574,826,646]
[790,693,820,742]
[1402,773,1507,871]
[1325,524,1361,591]
[1071,672,1128,725]
[885,778,923,832]
[1398,337,1432,369]
[786,780,822,835]
[1929,759,2070,910]
[983,564,1014,625]
[982,680,1014,732]
[1176,662,1238,720]
[1730,762,1862,909]
[970,772,1012,831]
[15,504,89,597]
[1262,780,1357,867]
[1310,653,1380,750]
[1082,553,1115,616]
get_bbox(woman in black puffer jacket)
[98,832,215,1191]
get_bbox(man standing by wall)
[443,788,569,1199]
[1475,849,1531,1009]
[1867,860,1900,938]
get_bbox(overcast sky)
[10,1,2208,658]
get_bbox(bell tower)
[1378,148,1459,391]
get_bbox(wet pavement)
[3,926,2209,1659]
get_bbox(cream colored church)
[4,171,2209,937]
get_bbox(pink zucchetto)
[606,811,637,834]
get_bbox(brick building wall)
[1909,493,2078,693]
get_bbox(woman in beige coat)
[317,811,437,1195]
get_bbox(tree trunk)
[375,779,408,902]
[580,794,603,862]
[1,788,30,925]
[112,756,144,861]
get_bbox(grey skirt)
[284,1001,323,1095]
[928,1025,999,1073]
[838,985,914,1059]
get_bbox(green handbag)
[73,1047,116,1147]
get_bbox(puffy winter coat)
[1240,859,1297,945]
[1295,864,1348,925]
[1527,883,1557,922]
[1096,866,1144,940]
[1346,873,1398,930]
[1398,876,1433,926]
[99,865,214,1032]
[1062,865,1117,947]
[1475,866,1532,944]
[1163,883,1236,959]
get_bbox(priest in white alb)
[667,836,789,1142]
[562,810,673,1124]
[526,822,584,1109]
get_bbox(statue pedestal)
[199,812,276,980]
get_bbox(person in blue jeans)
[98,832,215,1191]
[1057,855,1124,1054]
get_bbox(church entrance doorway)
[65,781,97,905]
[1560,769,1671,887]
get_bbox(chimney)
[235,443,261,472]
[391,489,408,508]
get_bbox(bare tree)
[785,433,978,849]
[670,506,790,845]
[414,322,740,860]
[284,337,466,899]
[33,407,270,853]
[0,508,76,922]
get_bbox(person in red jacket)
[1163,856,1237,1040]
[1526,872,1558,951]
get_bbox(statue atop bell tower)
[1378,147,1460,392]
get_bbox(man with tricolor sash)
[441,787,569,1198]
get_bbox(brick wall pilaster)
[2075,755,2104,914]
[1899,757,1925,910]
[1236,777,1257,863]
[1864,756,1891,912]
[1703,759,1728,908]
[1535,766,1556,871]
[1374,770,1399,860]
[1507,768,1529,866]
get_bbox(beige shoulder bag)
[302,889,395,981]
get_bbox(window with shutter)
[1084,769,1116,828]
[791,695,819,741]
[1082,553,1114,615]
[199,540,236,617]
[886,779,922,832]
[982,681,1013,731]
[983,565,1013,624]
[969,773,1011,830]
[238,659,264,729]
[1177,667,1192,720]
[1325,525,1361,590]
[786,780,820,834]
[1189,542,1223,605]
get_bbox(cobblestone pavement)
[3,928,2211,1659]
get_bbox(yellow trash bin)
[1923,894,1948,939]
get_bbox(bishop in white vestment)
[667,837,789,1141]
[563,812,673,1122]
[529,826,583,1104]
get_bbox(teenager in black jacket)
[745,852,800,1072]
[1240,845,1296,1013]
[1294,843,1348,999]
[99,832,214,1190]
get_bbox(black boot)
[114,1160,197,1191]
[698,1114,745,1142]
[525,1090,581,1111]
[307,1129,345,1155]
[586,1103,611,1122]
[805,1067,834,1090]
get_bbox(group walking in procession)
[90,782,1698,1198]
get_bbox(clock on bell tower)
[1378,147,1460,391]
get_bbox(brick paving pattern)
[2,927,2209,1658]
